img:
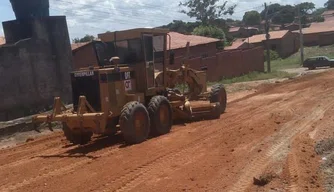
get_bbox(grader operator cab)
[33,28,227,145]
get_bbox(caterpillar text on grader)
[32,28,227,145]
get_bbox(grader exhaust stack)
[32,28,227,145]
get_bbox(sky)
[0,0,328,40]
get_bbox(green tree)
[296,3,315,25]
[260,3,281,19]
[179,0,236,25]
[311,15,325,22]
[271,5,295,24]
[192,25,226,48]
[325,0,334,9]
[243,11,261,26]
[313,7,326,16]
[297,2,315,14]
[192,25,226,39]
[160,20,201,34]
[72,35,95,43]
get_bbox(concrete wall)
[0,16,72,121]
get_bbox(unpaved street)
[1,70,334,192]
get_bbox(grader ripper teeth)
[33,96,106,133]
[32,28,227,145]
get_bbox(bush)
[192,25,226,40]
[311,15,325,23]
[264,50,280,61]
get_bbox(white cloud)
[50,0,327,39]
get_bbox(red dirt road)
[1,70,334,192]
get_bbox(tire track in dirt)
[107,135,209,192]
[1,145,123,192]
[287,153,299,192]
[227,102,333,192]
[0,132,63,153]
[0,142,78,172]
[0,88,303,191]
[0,133,63,163]
[113,146,206,192]
[91,98,298,192]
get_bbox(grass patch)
[270,45,334,71]
[209,71,296,85]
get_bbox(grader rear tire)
[120,101,150,144]
[210,84,227,114]
[148,96,173,136]
[62,123,93,145]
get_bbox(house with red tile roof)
[228,26,259,38]
[293,26,334,46]
[71,42,89,50]
[247,30,299,58]
[167,32,222,58]
[322,10,334,20]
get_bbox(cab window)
[103,39,144,64]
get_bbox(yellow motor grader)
[32,28,227,145]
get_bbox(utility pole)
[297,5,304,66]
[264,3,271,73]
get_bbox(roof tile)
[247,30,289,43]
[167,32,221,50]
[293,26,334,34]
[225,41,247,50]
[71,42,89,50]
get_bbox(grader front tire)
[62,123,93,145]
[148,96,173,136]
[120,102,150,144]
[210,84,227,114]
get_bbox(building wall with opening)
[0,16,72,121]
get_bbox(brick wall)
[303,33,320,46]
[167,46,265,82]
[319,32,334,46]
[0,16,72,121]
[172,42,218,58]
